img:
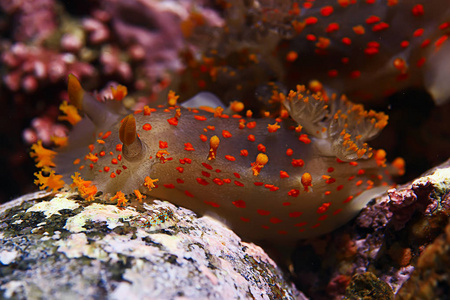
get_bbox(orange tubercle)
[251,153,269,176]
[301,173,313,192]
[208,135,220,160]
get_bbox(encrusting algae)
[30,74,404,243]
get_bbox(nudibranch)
[30,75,402,243]
[282,0,450,105]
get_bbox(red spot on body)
[176,178,184,184]
[280,171,289,178]
[111,159,118,164]
[337,185,344,191]
[317,202,331,214]
[233,172,241,179]
[439,22,449,30]
[194,115,207,121]
[196,178,209,185]
[234,180,244,187]
[286,148,293,156]
[184,143,195,151]
[248,134,255,142]
[222,130,232,138]
[257,209,270,216]
[413,28,424,37]
[365,47,379,55]
[333,208,343,215]
[240,217,250,222]
[421,39,430,48]
[213,178,224,185]
[257,144,266,152]
[199,134,207,142]
[326,23,339,33]
[344,196,354,203]
[299,134,311,144]
[350,70,361,78]
[102,131,112,139]
[270,217,282,224]
[320,6,333,16]
[201,171,211,178]
[164,184,175,189]
[366,15,380,24]
[306,34,317,41]
[318,215,328,221]
[326,178,336,184]
[254,182,264,186]
[288,189,300,197]
[167,118,178,126]
[240,149,249,156]
[104,166,110,172]
[327,70,338,77]
[342,37,352,45]
[400,40,409,48]
[417,57,426,67]
[246,122,256,129]
[411,4,424,16]
[305,17,318,25]
[232,200,246,208]
[225,155,236,161]
[291,159,304,167]
[204,201,220,208]
[176,167,184,173]
[202,162,213,170]
[159,141,168,149]
[435,35,448,48]
[295,222,307,227]
[116,144,122,151]
[372,22,389,32]
[289,211,303,218]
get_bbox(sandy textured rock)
[0,191,303,299]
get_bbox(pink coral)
[2,43,94,93]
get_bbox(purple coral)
[388,183,434,231]
[0,0,58,42]
[2,43,94,93]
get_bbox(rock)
[292,158,450,299]
[0,191,304,299]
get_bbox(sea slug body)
[31,75,401,243]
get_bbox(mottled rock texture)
[0,192,303,299]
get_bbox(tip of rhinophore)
[119,114,137,146]
[68,74,84,110]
